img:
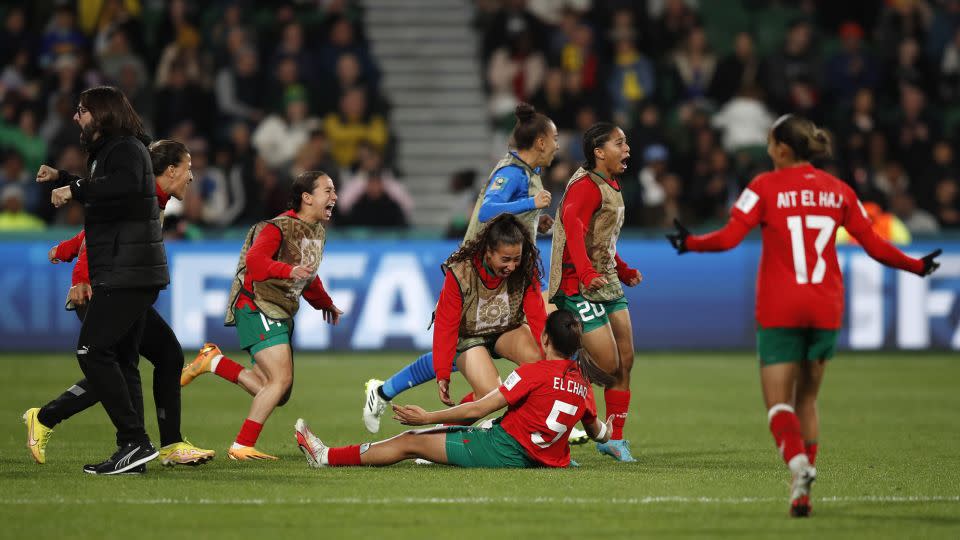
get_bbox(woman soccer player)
[547,122,643,463]
[25,140,215,469]
[666,114,941,517]
[362,103,560,433]
[179,171,343,461]
[296,310,613,469]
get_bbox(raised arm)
[392,388,508,426]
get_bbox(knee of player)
[276,385,293,407]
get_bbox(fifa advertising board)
[0,239,957,351]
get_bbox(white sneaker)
[413,458,435,465]
[363,379,389,433]
[568,427,589,445]
[294,418,328,468]
[788,454,816,517]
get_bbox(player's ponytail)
[545,310,582,358]
[771,114,833,161]
[510,102,553,151]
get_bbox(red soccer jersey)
[687,164,923,328]
[498,360,598,468]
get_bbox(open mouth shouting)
[324,202,335,219]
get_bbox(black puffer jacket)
[59,134,169,290]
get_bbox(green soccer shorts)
[551,292,629,334]
[444,424,535,468]
[756,326,838,366]
[232,305,291,361]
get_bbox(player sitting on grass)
[296,309,612,469]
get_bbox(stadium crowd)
[1,0,959,237]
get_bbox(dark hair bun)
[515,102,536,123]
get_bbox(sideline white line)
[0,495,957,506]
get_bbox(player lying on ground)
[546,122,643,463]
[666,114,941,517]
[25,139,214,470]
[297,310,612,469]
[362,103,581,439]
[180,171,342,461]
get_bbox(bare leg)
[760,362,800,409]
[608,309,635,391]
[795,359,827,444]
[235,363,267,397]
[494,324,542,366]
[359,431,449,466]
[456,347,502,398]
[245,344,293,424]
[580,323,620,381]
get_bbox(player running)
[296,310,613,469]
[665,114,942,517]
[362,103,563,433]
[24,140,214,469]
[547,122,643,463]
[179,171,343,461]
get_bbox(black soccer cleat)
[83,441,158,475]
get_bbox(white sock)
[230,442,248,450]
[209,354,223,372]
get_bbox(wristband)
[595,420,608,441]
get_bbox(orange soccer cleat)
[180,343,222,386]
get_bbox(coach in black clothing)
[45,86,168,475]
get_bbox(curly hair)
[445,214,542,292]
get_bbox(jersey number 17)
[786,215,836,285]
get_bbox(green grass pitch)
[1,352,958,539]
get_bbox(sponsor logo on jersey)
[735,188,760,214]
[489,176,507,191]
[503,370,521,390]
[475,291,510,329]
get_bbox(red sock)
[458,392,475,405]
[214,355,244,383]
[235,418,263,447]
[768,405,805,465]
[604,389,631,440]
[805,441,818,466]
[327,445,362,466]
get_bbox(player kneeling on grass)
[666,114,942,517]
[180,171,343,461]
[296,310,612,469]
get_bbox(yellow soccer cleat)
[228,445,278,461]
[181,343,223,386]
[23,407,54,464]
[159,440,216,466]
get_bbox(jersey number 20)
[786,215,836,284]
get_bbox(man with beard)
[37,86,168,475]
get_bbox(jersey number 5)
[786,215,836,284]
[531,400,579,448]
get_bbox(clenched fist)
[36,165,59,183]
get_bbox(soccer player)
[24,140,214,469]
[547,122,643,463]
[296,310,613,469]
[666,114,942,517]
[179,171,342,461]
[362,103,561,433]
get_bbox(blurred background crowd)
[1,0,959,240]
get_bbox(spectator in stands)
[890,191,940,235]
[932,177,960,227]
[97,28,147,87]
[711,86,774,152]
[39,5,87,69]
[650,0,700,55]
[644,172,690,228]
[874,0,932,62]
[607,37,655,128]
[215,46,265,125]
[764,19,822,113]
[324,86,388,168]
[154,60,213,137]
[0,108,46,176]
[266,56,305,115]
[940,26,960,102]
[338,143,413,222]
[488,30,547,120]
[889,83,939,179]
[0,184,44,231]
[271,22,317,86]
[670,25,715,102]
[209,3,255,66]
[689,146,738,223]
[873,160,911,199]
[252,84,320,170]
[482,0,547,63]
[530,68,575,131]
[445,169,478,239]
[291,128,340,183]
[342,174,408,228]
[825,22,879,104]
[223,122,262,225]
[638,144,670,209]
[319,16,380,88]
[0,7,30,67]
[709,31,766,106]
[881,37,935,103]
[155,0,200,54]
[559,23,599,94]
